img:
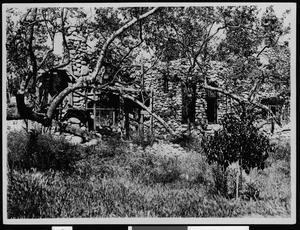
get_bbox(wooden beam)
[93,88,96,130]
[150,88,154,136]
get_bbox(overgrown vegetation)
[7,130,81,172]
[201,114,272,198]
[7,127,291,218]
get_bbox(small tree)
[202,113,271,198]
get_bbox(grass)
[6,130,291,218]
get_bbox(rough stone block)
[69,136,83,145]
[81,66,90,76]
[68,117,81,124]
[73,71,81,76]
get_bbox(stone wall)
[142,69,237,136]
[143,70,229,135]
[144,71,182,135]
[67,29,93,78]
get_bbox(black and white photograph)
[2,2,296,225]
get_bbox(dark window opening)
[261,97,285,119]
[206,97,218,124]
[206,87,218,124]
[182,83,196,124]
[163,73,169,93]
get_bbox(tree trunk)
[202,83,282,126]
[122,94,177,136]
[15,93,51,126]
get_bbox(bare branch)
[248,70,267,101]
[46,82,91,119]
[42,9,54,41]
[122,93,177,136]
[203,80,281,126]
[256,34,281,57]
[37,49,53,70]
[256,45,269,58]
[90,7,160,81]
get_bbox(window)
[163,73,169,93]
[182,83,196,124]
[206,89,218,124]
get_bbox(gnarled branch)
[90,7,160,81]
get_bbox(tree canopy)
[5,4,292,138]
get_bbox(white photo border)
[2,2,297,225]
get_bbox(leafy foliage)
[202,114,272,173]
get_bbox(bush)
[7,131,28,169]
[102,136,128,157]
[131,131,156,149]
[201,114,272,197]
[129,151,181,185]
[170,133,201,151]
[7,130,81,172]
[268,141,290,164]
[202,114,271,173]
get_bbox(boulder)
[64,134,72,141]
[69,136,83,145]
[73,71,81,76]
[81,66,90,76]
[82,138,99,147]
[68,117,81,124]
[68,123,81,129]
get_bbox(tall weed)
[7,130,81,172]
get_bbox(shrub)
[7,131,28,169]
[268,141,290,164]
[131,131,156,149]
[102,136,127,157]
[129,151,181,185]
[201,114,272,197]
[7,130,81,172]
[202,114,271,172]
[170,133,201,151]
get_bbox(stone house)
[139,57,290,135]
[141,61,234,135]
[39,29,289,137]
